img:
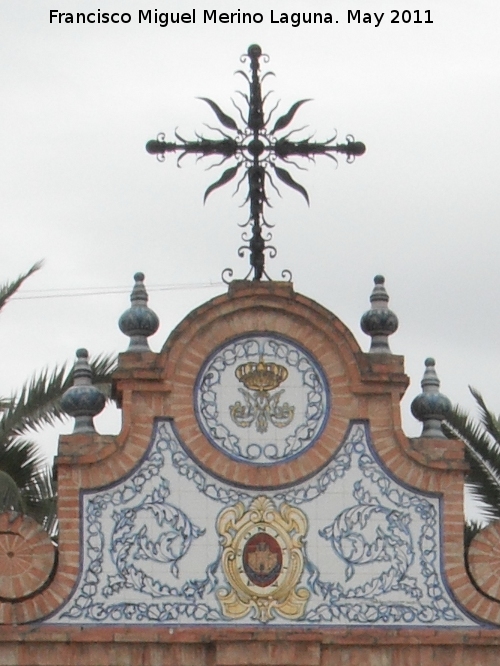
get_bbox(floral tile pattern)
[50,420,477,627]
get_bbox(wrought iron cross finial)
[146,44,365,281]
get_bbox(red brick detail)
[0,513,55,600]
[405,437,468,470]
[216,640,320,665]
[468,521,500,600]
[3,627,500,666]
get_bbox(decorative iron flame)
[146,44,365,281]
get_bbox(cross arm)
[146,137,239,159]
[272,138,366,160]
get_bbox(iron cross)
[146,44,365,281]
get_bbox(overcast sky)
[1,0,499,482]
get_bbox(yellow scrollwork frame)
[216,496,309,623]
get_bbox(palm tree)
[444,388,500,547]
[0,264,116,538]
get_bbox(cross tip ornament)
[146,44,365,282]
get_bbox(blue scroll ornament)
[103,479,205,598]
[320,484,418,599]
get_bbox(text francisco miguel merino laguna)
[49,8,342,27]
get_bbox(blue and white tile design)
[50,421,478,626]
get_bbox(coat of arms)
[216,496,309,622]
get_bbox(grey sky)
[1,0,499,500]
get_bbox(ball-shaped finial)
[360,275,398,353]
[119,272,159,352]
[411,357,452,438]
[60,348,106,434]
[349,141,366,156]
[248,44,262,58]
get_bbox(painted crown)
[235,357,288,392]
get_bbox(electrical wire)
[10,281,225,301]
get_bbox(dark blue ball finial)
[119,273,160,352]
[411,358,452,438]
[60,349,106,434]
[360,275,398,354]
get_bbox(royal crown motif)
[235,357,288,392]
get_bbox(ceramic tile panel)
[50,420,477,627]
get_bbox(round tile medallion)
[194,334,330,465]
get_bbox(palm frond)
[0,262,42,314]
[464,520,483,551]
[445,405,499,467]
[0,437,47,489]
[0,398,13,412]
[0,469,25,513]
[0,263,115,540]
[446,401,500,522]
[21,464,58,538]
[465,452,500,522]
[470,387,500,446]
[87,354,117,397]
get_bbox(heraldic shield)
[216,496,309,623]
